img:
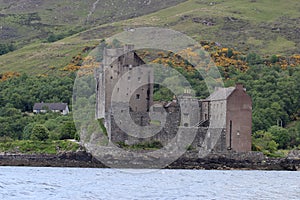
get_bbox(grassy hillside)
[1,0,300,75]
[118,0,300,55]
[0,0,186,45]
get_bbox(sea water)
[0,167,299,200]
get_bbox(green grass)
[0,140,80,154]
[264,149,290,158]
[1,0,300,75]
[262,36,296,55]
[118,0,300,54]
[0,0,186,44]
[0,0,187,74]
[0,39,96,75]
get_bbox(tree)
[270,55,279,63]
[60,121,76,140]
[246,52,262,65]
[268,126,290,149]
[287,124,300,148]
[23,123,37,140]
[30,124,49,141]
[0,43,16,55]
[153,87,173,101]
[252,130,278,154]
[227,49,233,58]
[47,34,58,43]
[0,104,29,139]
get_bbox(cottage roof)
[33,103,68,111]
[206,87,235,101]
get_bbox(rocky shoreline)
[168,152,300,171]
[1,150,300,170]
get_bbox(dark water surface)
[0,167,299,200]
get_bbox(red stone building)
[203,83,252,152]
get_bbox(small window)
[184,123,189,127]
[110,76,113,80]
[136,94,140,100]
[138,77,141,82]
[128,76,131,80]
[110,65,113,69]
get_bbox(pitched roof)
[33,103,68,111]
[206,87,235,101]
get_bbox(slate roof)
[33,103,68,111]
[206,87,235,101]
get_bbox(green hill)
[0,0,186,44]
[117,0,300,55]
[1,0,300,74]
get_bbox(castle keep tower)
[95,45,154,140]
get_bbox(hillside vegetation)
[1,0,300,74]
[0,0,186,44]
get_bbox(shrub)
[48,132,60,140]
[30,124,49,141]
[270,55,279,63]
[60,121,76,140]
[252,130,279,155]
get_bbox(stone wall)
[110,105,180,146]
[109,102,228,153]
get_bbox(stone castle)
[95,45,252,153]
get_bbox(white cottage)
[33,103,69,115]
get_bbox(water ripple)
[0,167,299,200]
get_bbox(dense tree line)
[0,104,77,141]
[222,65,300,132]
[0,74,76,141]
[0,74,74,112]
